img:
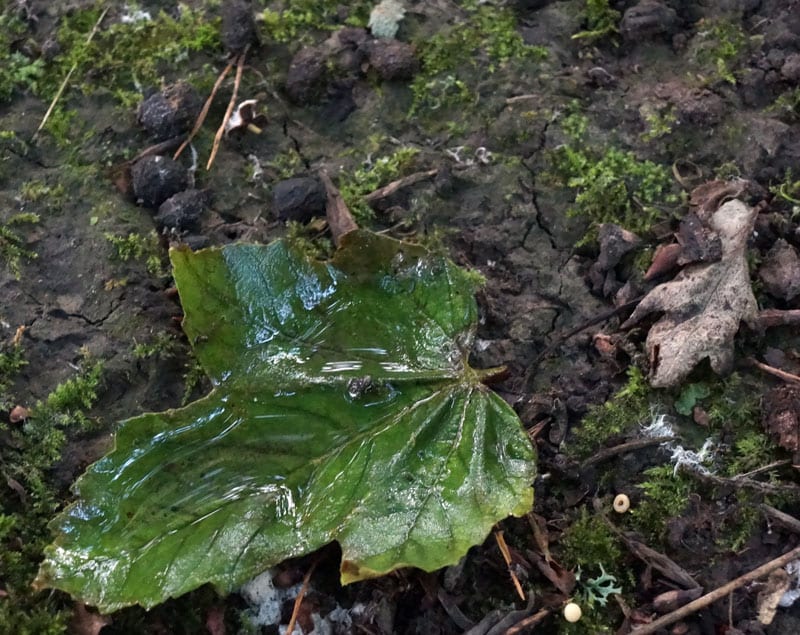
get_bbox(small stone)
[155,189,211,232]
[286,46,327,104]
[222,0,258,54]
[781,53,800,83]
[363,39,418,81]
[620,0,678,41]
[131,155,188,209]
[272,177,326,223]
[138,81,201,141]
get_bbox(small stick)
[746,357,800,385]
[33,8,109,142]
[761,504,800,535]
[629,544,800,634]
[173,59,236,160]
[501,608,550,634]
[581,436,674,469]
[285,559,318,635]
[363,169,439,205]
[494,530,526,601]
[319,170,358,246]
[757,309,800,329]
[206,46,248,170]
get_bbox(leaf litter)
[624,199,759,388]
[34,229,536,613]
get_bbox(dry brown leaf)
[623,199,758,388]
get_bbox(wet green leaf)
[35,230,535,612]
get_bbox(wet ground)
[2,0,800,633]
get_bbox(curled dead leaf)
[624,199,758,388]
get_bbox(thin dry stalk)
[629,544,800,634]
[286,560,318,635]
[206,47,248,170]
[747,357,800,385]
[494,530,526,601]
[33,8,109,142]
[173,59,236,160]
[501,609,550,634]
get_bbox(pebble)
[272,177,326,223]
[131,155,188,209]
[155,189,211,232]
[138,81,201,141]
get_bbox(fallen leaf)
[757,568,790,625]
[34,230,536,612]
[623,199,758,388]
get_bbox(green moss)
[258,1,372,43]
[19,180,66,206]
[105,230,166,277]
[338,146,420,222]
[0,355,103,635]
[44,6,221,109]
[132,332,178,360]
[572,0,621,44]
[770,87,800,123]
[630,464,693,542]
[560,508,623,573]
[0,212,39,279]
[285,220,334,260]
[0,13,45,102]
[409,5,547,119]
[691,18,753,85]
[567,366,652,459]
[552,133,677,245]
[0,337,26,410]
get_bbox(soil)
[2,1,800,634]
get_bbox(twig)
[688,468,800,497]
[747,357,800,385]
[286,559,318,635]
[629,544,800,634]
[593,500,700,590]
[173,59,236,160]
[761,504,800,535]
[319,170,358,246]
[757,309,800,329]
[494,530,526,601]
[33,8,108,142]
[207,46,248,170]
[581,436,674,469]
[363,169,439,205]
[501,609,550,634]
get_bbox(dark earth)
[2,0,800,633]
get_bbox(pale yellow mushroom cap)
[563,602,582,622]
[613,493,631,513]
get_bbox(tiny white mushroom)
[563,602,582,622]
[613,493,631,513]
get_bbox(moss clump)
[259,1,373,43]
[410,5,547,119]
[105,230,166,277]
[0,13,45,103]
[338,146,420,222]
[629,464,694,542]
[0,212,39,280]
[550,108,677,245]
[46,7,221,108]
[690,18,753,85]
[0,353,103,635]
[572,0,621,44]
[567,367,652,459]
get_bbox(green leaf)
[35,230,535,612]
[674,382,711,416]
